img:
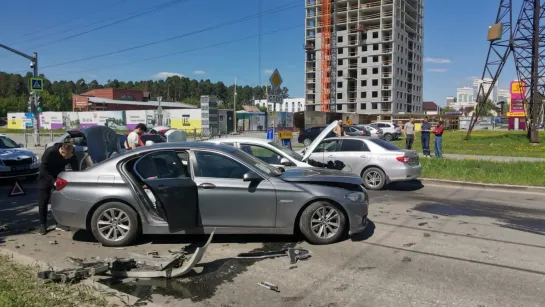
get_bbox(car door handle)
[327,155,334,159]
[360,155,367,158]
[199,183,216,189]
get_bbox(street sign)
[269,69,283,89]
[30,77,44,92]
[9,181,25,197]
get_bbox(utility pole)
[233,77,237,132]
[157,96,163,126]
[529,0,541,143]
[0,44,40,146]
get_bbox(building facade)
[254,98,305,113]
[473,78,498,102]
[304,0,424,115]
[497,88,510,103]
[445,96,455,108]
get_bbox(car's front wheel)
[90,202,140,247]
[299,201,346,245]
[303,138,312,146]
[362,167,386,190]
[384,133,393,141]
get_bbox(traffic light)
[36,96,42,112]
[27,95,34,112]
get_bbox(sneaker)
[55,224,70,232]
[39,225,47,235]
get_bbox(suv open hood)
[301,120,338,162]
[279,167,363,185]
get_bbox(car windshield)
[231,148,283,176]
[0,136,18,148]
[268,141,304,161]
[368,138,402,150]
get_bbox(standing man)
[420,116,431,157]
[404,118,415,149]
[345,116,352,126]
[433,120,445,158]
[38,143,79,235]
[125,123,147,150]
[333,120,347,137]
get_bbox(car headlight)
[32,156,39,164]
[345,192,368,203]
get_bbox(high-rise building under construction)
[304,0,424,115]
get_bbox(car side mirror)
[243,171,261,182]
[280,157,293,166]
[145,140,155,146]
[17,143,24,148]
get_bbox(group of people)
[403,116,444,158]
[37,123,149,235]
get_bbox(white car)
[369,122,401,141]
[0,134,40,179]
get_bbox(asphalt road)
[0,180,544,307]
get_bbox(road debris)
[235,248,311,265]
[402,256,412,263]
[37,229,216,282]
[49,240,58,245]
[258,281,280,292]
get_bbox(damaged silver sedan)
[51,142,369,247]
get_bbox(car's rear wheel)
[384,133,393,141]
[303,138,312,147]
[362,167,386,190]
[299,201,346,245]
[90,202,139,247]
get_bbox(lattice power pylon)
[466,0,545,144]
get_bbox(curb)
[421,178,545,194]
[0,247,164,307]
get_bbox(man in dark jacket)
[420,116,432,157]
[38,143,79,235]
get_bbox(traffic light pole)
[0,44,40,146]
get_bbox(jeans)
[434,136,443,158]
[421,133,430,156]
[405,134,414,150]
[38,179,54,226]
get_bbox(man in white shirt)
[125,123,147,150]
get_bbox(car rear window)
[368,138,401,150]
[140,135,166,143]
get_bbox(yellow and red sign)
[510,81,524,95]
[508,81,526,117]
[277,130,293,139]
[506,111,525,117]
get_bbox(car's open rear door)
[133,150,198,232]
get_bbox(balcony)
[382,85,392,90]
[347,98,357,102]
[382,61,392,65]
[382,48,393,53]
[306,78,316,83]
[382,11,393,17]
[361,1,381,8]
[306,0,318,7]
[361,12,381,20]
[383,23,393,29]
[383,36,392,41]
[382,97,392,102]
[382,73,392,78]
[383,0,393,5]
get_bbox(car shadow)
[386,180,424,191]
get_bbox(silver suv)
[369,122,401,141]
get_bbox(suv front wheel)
[384,133,393,141]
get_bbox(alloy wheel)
[365,171,382,188]
[303,138,312,146]
[310,206,341,239]
[97,208,131,242]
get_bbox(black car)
[298,126,336,146]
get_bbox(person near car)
[420,116,432,157]
[38,143,79,235]
[345,116,352,126]
[333,120,347,137]
[432,120,445,158]
[404,118,415,149]
[125,123,147,150]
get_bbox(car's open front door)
[133,150,198,233]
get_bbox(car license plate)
[11,165,30,171]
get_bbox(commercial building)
[445,96,456,108]
[473,78,498,102]
[72,88,197,111]
[304,0,424,115]
[497,88,510,103]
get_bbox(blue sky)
[1,0,522,105]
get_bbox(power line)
[5,0,131,44]
[34,1,298,71]
[31,0,191,50]
[53,24,302,78]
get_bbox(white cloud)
[423,57,451,64]
[427,68,447,73]
[193,70,205,75]
[263,69,274,74]
[152,72,184,79]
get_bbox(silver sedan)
[51,142,369,247]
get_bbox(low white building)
[254,98,304,112]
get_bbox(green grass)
[0,256,113,307]
[392,130,545,158]
[420,158,545,186]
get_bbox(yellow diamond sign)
[269,69,283,88]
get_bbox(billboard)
[508,81,526,117]
[169,109,202,132]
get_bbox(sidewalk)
[421,153,545,162]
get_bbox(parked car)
[213,121,421,190]
[368,122,401,141]
[355,125,384,139]
[298,126,336,146]
[51,142,369,246]
[343,125,370,137]
[0,134,40,180]
[46,126,121,170]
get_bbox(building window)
[361,45,367,52]
[373,44,379,51]
[372,79,378,86]
[360,92,367,98]
[361,68,367,75]
[372,91,378,98]
[361,80,367,86]
[119,94,136,101]
[373,56,378,62]
[338,59,343,65]
[337,82,343,88]
[361,57,367,63]
[337,93,343,99]
[338,36,343,43]
[372,32,378,39]
[338,70,343,77]
[372,68,378,74]
[372,103,378,109]
[338,48,344,54]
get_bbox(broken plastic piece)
[236,248,311,265]
[258,281,279,292]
